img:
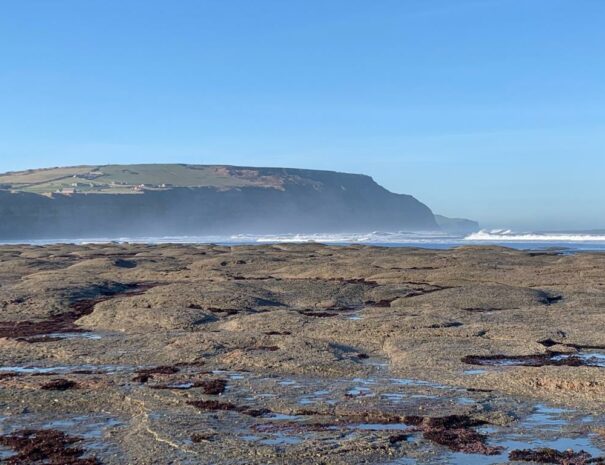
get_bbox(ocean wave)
[1,231,456,246]
[230,231,456,244]
[6,230,605,247]
[465,230,605,242]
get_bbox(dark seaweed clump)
[190,432,216,443]
[41,379,79,391]
[0,429,101,465]
[365,298,396,307]
[388,433,411,444]
[188,400,270,417]
[132,365,180,384]
[462,353,589,367]
[403,415,502,455]
[197,379,227,395]
[132,373,152,383]
[509,447,604,464]
[151,378,227,395]
[297,310,338,318]
[136,366,180,375]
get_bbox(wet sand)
[0,243,604,464]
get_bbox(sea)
[3,230,605,252]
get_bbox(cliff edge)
[0,164,439,240]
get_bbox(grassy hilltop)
[0,164,288,195]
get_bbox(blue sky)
[1,0,604,230]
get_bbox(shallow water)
[552,352,605,367]
[224,370,605,463]
[463,369,487,375]
[46,331,105,340]
[464,349,605,369]
[0,364,134,375]
[2,364,604,464]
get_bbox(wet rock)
[2,244,605,464]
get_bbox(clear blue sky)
[1,0,604,230]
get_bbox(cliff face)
[0,166,438,240]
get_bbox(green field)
[0,164,284,194]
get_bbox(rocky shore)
[0,243,604,464]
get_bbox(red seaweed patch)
[0,429,101,464]
[403,415,502,455]
[0,282,156,340]
[131,365,180,383]
[188,400,270,417]
[508,447,602,464]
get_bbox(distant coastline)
[0,164,477,240]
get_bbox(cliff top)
[0,164,372,195]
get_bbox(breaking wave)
[465,230,605,243]
[230,231,456,244]
[6,229,605,251]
